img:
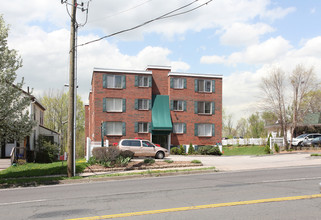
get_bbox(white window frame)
[198,124,212,137]
[138,122,149,133]
[138,76,149,87]
[173,123,184,134]
[107,75,122,88]
[106,122,122,135]
[106,98,123,112]
[198,101,212,114]
[198,80,212,92]
[138,99,149,110]
[173,78,184,89]
[173,100,184,111]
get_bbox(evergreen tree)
[0,15,34,143]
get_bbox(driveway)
[0,159,11,171]
[169,153,321,171]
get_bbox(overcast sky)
[2,0,321,122]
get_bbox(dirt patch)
[84,161,202,173]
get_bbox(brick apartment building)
[85,65,222,150]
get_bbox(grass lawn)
[0,160,88,179]
[222,145,267,156]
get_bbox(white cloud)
[200,55,226,64]
[261,6,296,21]
[201,36,292,65]
[219,22,274,46]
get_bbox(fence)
[222,138,266,146]
[222,137,286,148]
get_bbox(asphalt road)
[1,165,321,220]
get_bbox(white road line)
[0,199,48,206]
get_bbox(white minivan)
[118,139,169,159]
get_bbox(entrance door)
[152,135,168,150]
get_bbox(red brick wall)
[147,67,170,95]
[169,76,222,146]
[89,71,152,145]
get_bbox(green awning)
[152,95,172,132]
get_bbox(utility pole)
[67,0,77,177]
[62,0,90,177]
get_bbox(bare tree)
[260,67,289,148]
[290,65,319,143]
[236,118,248,138]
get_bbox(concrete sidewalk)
[169,153,321,172]
[0,159,11,171]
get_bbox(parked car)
[290,133,321,147]
[118,139,169,159]
[311,136,321,148]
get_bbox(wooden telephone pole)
[67,0,77,177]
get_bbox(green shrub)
[188,143,195,154]
[144,158,155,164]
[120,150,135,159]
[191,160,201,164]
[87,157,97,165]
[35,138,59,163]
[198,146,222,156]
[274,143,279,153]
[116,156,131,167]
[170,147,179,155]
[264,145,271,154]
[164,159,173,163]
[179,145,185,155]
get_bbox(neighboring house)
[85,65,223,150]
[265,112,321,139]
[0,90,60,159]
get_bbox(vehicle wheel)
[155,151,164,159]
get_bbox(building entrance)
[152,135,169,150]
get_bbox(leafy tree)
[39,90,85,158]
[0,15,35,144]
[261,111,278,126]
[248,113,266,138]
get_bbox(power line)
[88,0,153,24]
[77,0,213,47]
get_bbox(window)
[197,124,213,137]
[106,98,123,112]
[138,76,149,87]
[171,78,186,89]
[173,100,184,111]
[106,122,123,135]
[142,140,154,147]
[173,123,185,134]
[122,140,141,147]
[136,99,150,110]
[197,102,212,114]
[173,78,184,89]
[198,80,212,92]
[40,111,44,125]
[103,74,126,89]
[138,122,149,133]
[195,79,215,92]
[107,75,122,88]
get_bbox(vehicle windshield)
[296,134,308,139]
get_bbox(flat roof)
[93,67,152,75]
[169,72,223,79]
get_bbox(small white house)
[0,90,60,159]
